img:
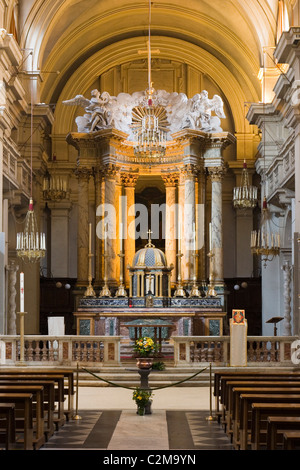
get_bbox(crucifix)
[147,228,153,246]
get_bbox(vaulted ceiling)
[10,1,288,138]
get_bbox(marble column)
[74,167,93,287]
[208,165,227,285]
[121,172,138,287]
[282,260,292,336]
[94,167,105,286]
[162,173,178,284]
[104,163,118,284]
[7,260,19,335]
[178,170,186,282]
[196,166,206,285]
[182,164,197,283]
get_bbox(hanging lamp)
[233,160,258,209]
[16,53,46,263]
[250,197,280,266]
[131,0,169,159]
[233,104,257,209]
[250,55,280,267]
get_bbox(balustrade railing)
[0,335,298,367]
[0,336,121,367]
[172,336,298,367]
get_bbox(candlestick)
[120,222,123,252]
[193,222,196,252]
[89,223,92,254]
[104,223,108,253]
[20,272,24,312]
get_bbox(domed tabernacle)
[128,232,173,300]
[132,245,167,268]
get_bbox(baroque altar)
[64,87,235,350]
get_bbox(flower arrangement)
[133,336,158,357]
[132,387,153,414]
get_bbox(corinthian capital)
[120,171,139,187]
[207,165,227,182]
[73,166,93,181]
[161,173,179,187]
[180,163,199,181]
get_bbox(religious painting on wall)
[232,309,245,324]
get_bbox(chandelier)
[250,197,280,266]
[132,0,168,159]
[16,199,46,263]
[16,54,46,263]
[233,160,258,209]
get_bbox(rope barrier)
[82,365,209,391]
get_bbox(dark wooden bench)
[0,403,16,450]
[214,371,300,415]
[266,416,300,450]
[0,373,66,429]
[283,430,300,450]
[251,403,300,450]
[0,379,55,440]
[0,369,74,421]
[0,385,45,449]
[0,393,33,450]
[231,387,300,449]
[219,375,300,429]
[239,395,300,450]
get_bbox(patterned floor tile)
[41,409,233,451]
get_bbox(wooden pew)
[231,387,300,449]
[0,369,74,421]
[219,375,300,429]
[214,370,300,416]
[0,393,33,450]
[283,430,300,450]
[0,373,66,430]
[0,403,16,450]
[224,381,300,435]
[266,416,300,450]
[251,402,300,450]
[0,385,45,450]
[0,379,55,440]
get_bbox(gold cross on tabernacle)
[147,229,153,245]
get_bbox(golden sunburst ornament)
[132,87,169,159]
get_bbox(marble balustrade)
[0,335,297,367]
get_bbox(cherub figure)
[63,89,113,132]
[185,90,226,132]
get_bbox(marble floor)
[40,387,234,452]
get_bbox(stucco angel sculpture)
[184,90,226,132]
[63,89,113,132]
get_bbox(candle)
[20,272,24,312]
[89,223,92,254]
[178,218,181,252]
[209,223,212,251]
